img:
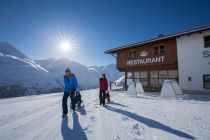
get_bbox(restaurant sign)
[127,56,165,65]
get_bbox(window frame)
[128,50,137,59]
[153,46,159,55]
[159,44,165,54]
[153,44,165,55]
[204,35,210,48]
[203,74,210,89]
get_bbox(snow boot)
[62,114,67,118]
[70,105,74,112]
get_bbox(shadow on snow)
[105,105,195,139]
[61,109,87,140]
[108,101,128,107]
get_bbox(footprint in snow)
[89,116,97,122]
[88,110,93,113]
[87,130,93,133]
[132,123,139,130]
[22,111,28,114]
[194,116,201,120]
[113,135,120,140]
[131,123,141,136]
[122,116,129,121]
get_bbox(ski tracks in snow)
[1,89,208,140]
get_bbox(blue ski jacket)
[64,74,78,94]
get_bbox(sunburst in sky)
[50,30,80,59]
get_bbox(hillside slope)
[36,59,123,90]
[0,42,122,98]
[0,42,61,98]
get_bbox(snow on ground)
[0,89,210,140]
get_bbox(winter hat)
[102,73,106,77]
[65,67,71,73]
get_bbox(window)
[140,71,147,78]
[128,50,137,59]
[151,79,159,86]
[134,72,141,83]
[153,44,165,54]
[159,71,168,78]
[134,72,141,79]
[168,70,178,79]
[150,71,158,78]
[204,36,210,48]
[203,75,210,89]
[154,46,159,54]
[159,45,165,54]
[150,71,159,87]
[128,51,132,58]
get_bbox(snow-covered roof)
[105,24,210,54]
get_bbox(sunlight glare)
[60,41,71,52]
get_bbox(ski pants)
[62,92,76,114]
[99,90,106,105]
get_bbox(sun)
[50,30,80,59]
[60,41,71,52]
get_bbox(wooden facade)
[116,37,178,72]
[107,37,178,91]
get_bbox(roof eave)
[105,25,210,53]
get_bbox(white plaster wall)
[176,30,210,92]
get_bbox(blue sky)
[0,0,210,66]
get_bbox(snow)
[1,89,210,140]
[161,80,183,97]
[111,74,133,90]
[36,59,123,90]
[0,42,122,97]
[136,82,144,93]
[113,73,133,85]
[0,42,28,59]
[127,83,137,96]
[0,89,210,139]
[0,43,61,97]
[115,76,125,84]
[88,66,99,72]
[1,53,49,72]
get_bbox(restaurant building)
[105,25,210,93]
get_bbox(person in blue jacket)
[62,67,78,117]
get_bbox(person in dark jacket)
[99,73,108,106]
[62,67,78,117]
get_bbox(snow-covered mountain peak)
[0,42,122,98]
[0,42,28,59]
[0,42,48,73]
[88,66,99,72]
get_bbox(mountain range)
[0,42,123,98]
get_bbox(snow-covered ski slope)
[0,89,210,140]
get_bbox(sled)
[70,100,85,112]
[70,90,84,111]
[105,91,111,103]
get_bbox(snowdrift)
[160,80,183,97]
[127,82,137,96]
[135,82,144,93]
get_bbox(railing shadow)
[61,112,88,140]
[105,105,195,139]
